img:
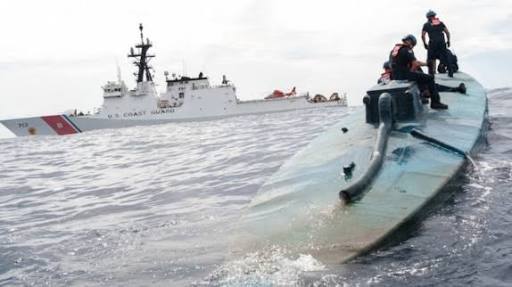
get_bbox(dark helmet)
[383,61,391,70]
[426,10,436,18]
[402,34,417,46]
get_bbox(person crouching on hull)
[390,34,448,110]
[422,10,453,77]
[378,61,466,95]
[378,61,393,84]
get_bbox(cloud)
[462,48,512,89]
[0,56,113,71]
[0,0,511,119]
[486,14,512,35]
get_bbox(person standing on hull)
[390,34,448,110]
[422,10,453,77]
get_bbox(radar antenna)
[128,23,155,83]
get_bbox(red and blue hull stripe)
[41,115,82,135]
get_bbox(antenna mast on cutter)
[127,23,155,83]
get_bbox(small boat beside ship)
[0,24,346,137]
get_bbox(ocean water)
[0,89,511,286]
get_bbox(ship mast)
[128,23,155,83]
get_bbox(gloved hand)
[447,41,451,47]
[424,43,429,50]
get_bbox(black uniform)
[423,19,453,76]
[390,44,442,105]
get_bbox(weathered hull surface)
[233,72,488,264]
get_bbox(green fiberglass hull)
[233,72,488,264]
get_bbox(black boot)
[458,83,466,94]
[428,60,435,76]
[448,83,466,94]
[421,90,430,104]
[431,102,448,109]
[448,64,454,78]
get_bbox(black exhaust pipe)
[340,93,393,203]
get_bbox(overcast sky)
[1,0,511,136]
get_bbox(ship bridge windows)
[192,83,209,90]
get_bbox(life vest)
[391,44,404,58]
[431,17,441,26]
[380,70,391,81]
[379,70,392,83]
[390,44,413,71]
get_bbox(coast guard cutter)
[0,24,346,137]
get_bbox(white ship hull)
[1,96,344,137]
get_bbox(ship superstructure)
[97,24,159,119]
